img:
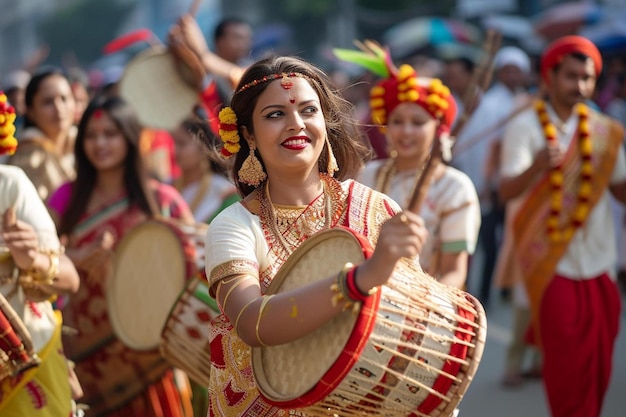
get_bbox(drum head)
[252,228,373,402]
[107,221,189,350]
[119,47,199,130]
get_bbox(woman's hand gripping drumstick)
[355,211,429,295]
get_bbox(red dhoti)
[539,273,621,417]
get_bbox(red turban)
[540,35,602,84]
[369,64,457,135]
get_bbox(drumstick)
[188,0,202,16]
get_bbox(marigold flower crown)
[218,72,314,158]
[0,91,18,156]
[332,40,455,133]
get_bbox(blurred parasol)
[533,2,603,40]
[579,8,626,53]
[383,17,482,58]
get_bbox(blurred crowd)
[0,6,625,417]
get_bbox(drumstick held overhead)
[188,0,202,17]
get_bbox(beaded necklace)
[535,100,593,243]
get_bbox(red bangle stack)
[345,267,377,302]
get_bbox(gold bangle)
[219,276,249,312]
[44,252,60,283]
[233,298,257,332]
[255,295,274,347]
[29,248,62,285]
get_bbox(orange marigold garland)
[536,100,592,243]
[218,107,240,158]
[0,91,18,155]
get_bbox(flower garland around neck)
[535,100,593,243]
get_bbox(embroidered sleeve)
[204,204,261,291]
[209,259,259,288]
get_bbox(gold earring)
[389,148,398,159]
[326,136,339,177]
[238,143,266,186]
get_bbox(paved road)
[457,292,626,417]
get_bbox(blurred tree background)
[39,0,137,67]
[33,0,458,70]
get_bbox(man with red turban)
[499,35,626,417]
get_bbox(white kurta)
[178,174,237,223]
[500,104,626,279]
[452,83,529,213]
[359,161,481,272]
[0,165,60,351]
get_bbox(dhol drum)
[174,221,209,279]
[251,227,486,417]
[0,248,40,381]
[160,275,219,387]
[118,46,201,131]
[106,220,198,351]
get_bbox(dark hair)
[58,96,159,235]
[23,66,69,129]
[181,109,230,176]
[447,57,475,74]
[228,55,371,196]
[552,52,592,74]
[66,66,89,88]
[214,17,250,42]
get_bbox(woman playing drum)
[355,51,481,289]
[0,92,81,416]
[47,96,195,416]
[204,55,430,416]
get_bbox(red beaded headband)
[235,72,313,94]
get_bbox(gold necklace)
[259,175,345,256]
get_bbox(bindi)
[93,109,105,119]
[281,74,296,103]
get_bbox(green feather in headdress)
[332,39,397,78]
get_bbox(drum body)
[106,220,197,350]
[0,249,39,381]
[0,293,39,382]
[174,221,209,279]
[160,275,218,387]
[252,227,486,417]
[119,46,200,130]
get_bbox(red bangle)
[345,267,377,302]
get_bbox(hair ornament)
[218,107,241,158]
[0,91,18,156]
[235,72,313,94]
[333,40,456,132]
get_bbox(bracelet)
[219,276,249,312]
[255,295,275,347]
[330,263,361,315]
[29,248,62,285]
[346,266,378,302]
[234,298,257,332]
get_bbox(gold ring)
[399,213,409,225]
